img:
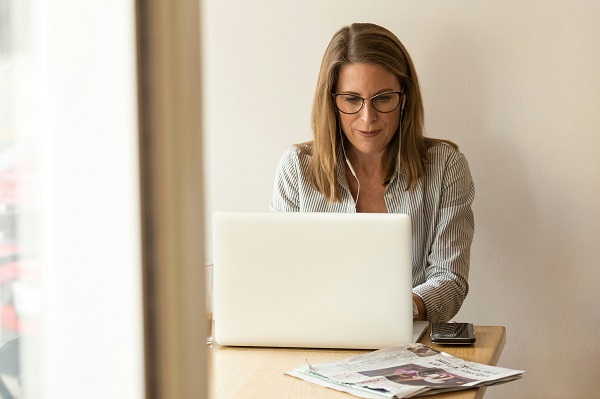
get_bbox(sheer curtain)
[1,1,142,397]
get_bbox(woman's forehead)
[336,63,400,93]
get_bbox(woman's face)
[335,63,401,159]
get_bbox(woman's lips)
[357,129,381,138]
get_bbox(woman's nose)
[360,99,378,122]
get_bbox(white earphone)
[345,157,357,178]
[401,92,406,113]
[339,127,360,206]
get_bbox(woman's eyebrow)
[336,88,398,96]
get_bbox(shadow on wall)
[422,23,600,399]
[420,22,544,329]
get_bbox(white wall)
[202,2,600,398]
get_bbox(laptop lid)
[212,211,419,349]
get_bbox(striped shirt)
[270,142,475,323]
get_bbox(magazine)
[286,343,523,398]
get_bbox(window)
[0,1,145,397]
[0,1,206,397]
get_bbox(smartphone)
[430,323,476,344]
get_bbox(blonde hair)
[300,22,456,202]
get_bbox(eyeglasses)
[332,91,403,114]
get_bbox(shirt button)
[386,193,394,199]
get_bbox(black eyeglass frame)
[331,91,404,114]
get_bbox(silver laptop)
[212,211,428,349]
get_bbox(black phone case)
[430,323,476,344]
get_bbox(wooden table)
[208,326,506,399]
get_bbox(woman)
[270,23,474,324]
